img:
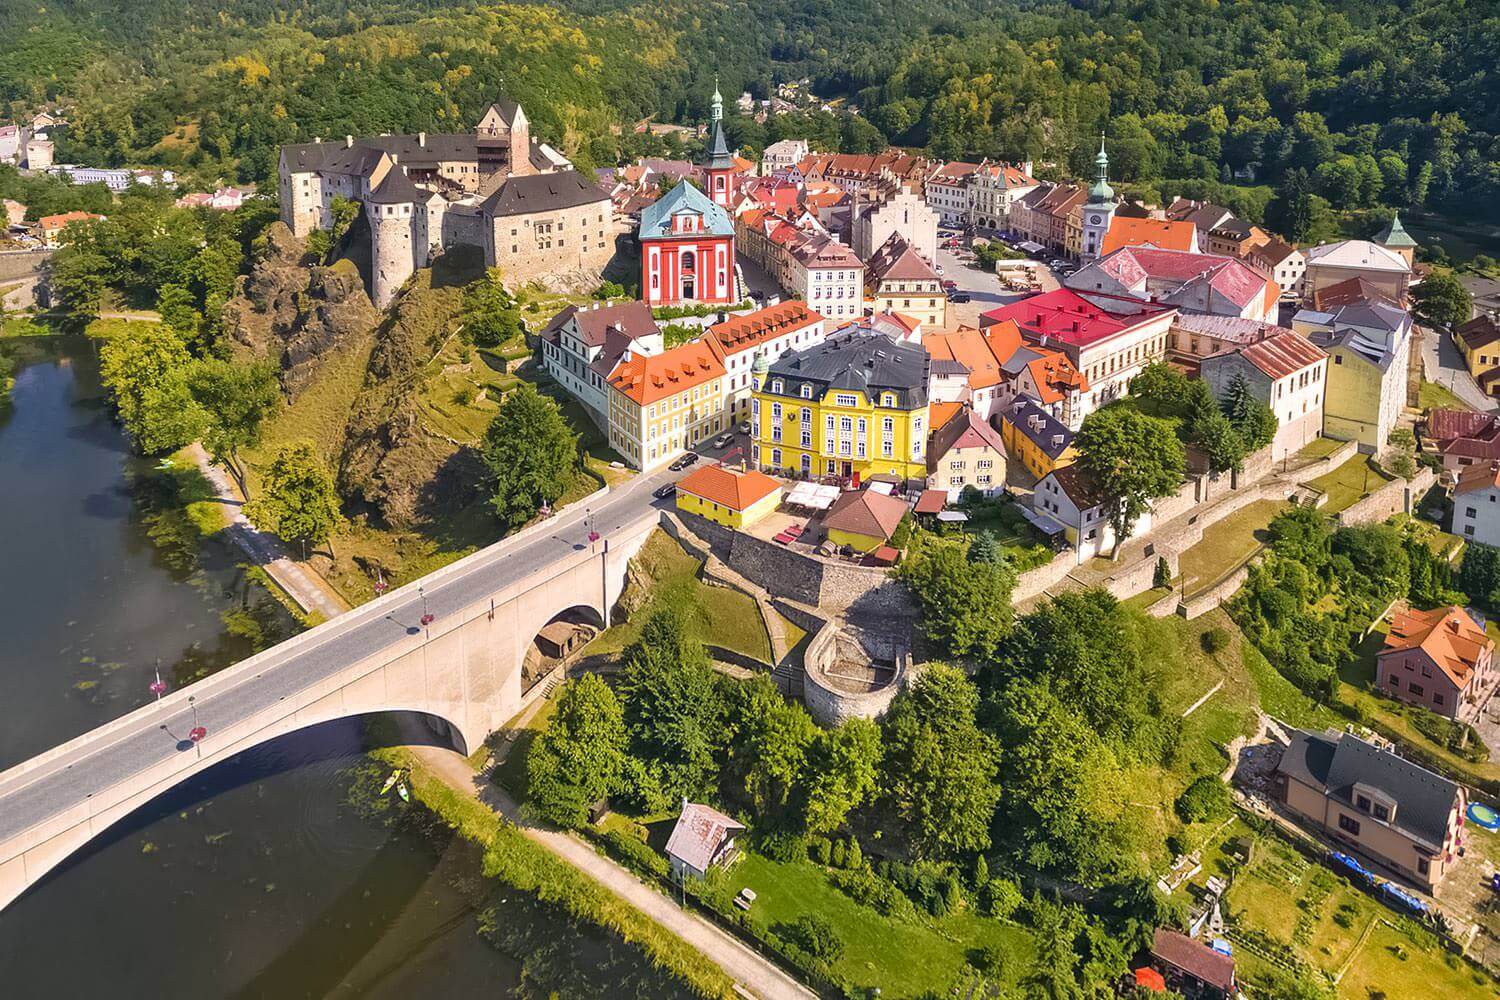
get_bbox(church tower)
[702,81,737,210]
[1080,135,1116,263]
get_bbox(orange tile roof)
[38,210,102,232]
[608,341,725,405]
[1454,461,1500,497]
[1382,605,1493,690]
[928,400,965,432]
[676,465,782,511]
[1101,217,1198,255]
[707,301,823,357]
[823,488,909,541]
[925,327,1004,389]
[1025,351,1090,404]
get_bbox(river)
[0,336,690,999]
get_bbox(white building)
[539,301,664,428]
[1453,464,1500,547]
[851,185,938,264]
[925,161,979,227]
[761,139,809,177]
[787,234,863,322]
[707,300,828,425]
[1199,330,1329,462]
[1033,463,1152,564]
[970,161,1038,231]
[1302,240,1412,305]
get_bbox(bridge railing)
[0,481,617,794]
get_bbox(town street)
[1421,323,1497,411]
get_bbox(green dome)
[751,351,769,375]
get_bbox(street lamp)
[187,695,206,756]
[419,585,435,627]
[586,507,600,545]
[149,658,167,701]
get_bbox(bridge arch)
[523,605,606,694]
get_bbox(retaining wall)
[1336,468,1437,527]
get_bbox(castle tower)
[702,81,737,210]
[1080,134,1116,263]
[366,166,423,308]
[1373,212,1418,267]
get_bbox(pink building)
[1378,605,1497,722]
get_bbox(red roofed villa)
[1378,604,1497,722]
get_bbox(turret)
[1080,132,1116,263]
[702,79,737,209]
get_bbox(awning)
[1017,239,1046,254]
[867,481,895,495]
[936,510,969,523]
[784,482,841,510]
[1133,968,1166,992]
[1019,504,1067,536]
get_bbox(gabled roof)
[1211,330,1325,381]
[981,288,1171,350]
[924,327,1003,390]
[1001,395,1075,458]
[867,233,939,284]
[1172,313,1291,346]
[676,465,782,511]
[1311,275,1401,311]
[478,168,608,216]
[929,408,1006,471]
[1101,217,1197,255]
[823,488,909,541]
[1382,604,1492,691]
[1455,461,1500,498]
[1080,246,1276,312]
[1045,462,1106,508]
[1458,314,1500,352]
[1282,729,1462,850]
[544,301,659,348]
[366,166,427,205]
[1249,237,1302,268]
[607,340,725,405]
[639,180,735,240]
[1151,929,1235,993]
[1306,239,1411,274]
[1306,326,1398,372]
[1427,408,1499,445]
[665,802,744,872]
[707,302,822,357]
[931,161,981,183]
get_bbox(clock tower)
[1080,134,1115,263]
[702,81,737,209]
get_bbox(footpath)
[409,737,816,1000]
[185,443,350,620]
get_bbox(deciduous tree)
[526,674,628,828]
[244,440,344,559]
[1077,406,1185,557]
[186,358,281,499]
[480,384,580,530]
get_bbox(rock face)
[221,222,380,398]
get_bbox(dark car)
[668,452,699,471]
[949,291,972,303]
[653,483,677,500]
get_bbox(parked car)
[949,291,972,303]
[713,433,733,449]
[738,421,751,434]
[668,452,699,471]
[653,483,677,499]
[942,280,958,290]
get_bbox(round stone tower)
[366,172,420,309]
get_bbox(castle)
[278,100,614,306]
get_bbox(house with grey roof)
[1273,729,1466,892]
[665,801,744,880]
[1293,294,1413,453]
[278,99,612,307]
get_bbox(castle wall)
[491,198,614,288]
[369,202,416,308]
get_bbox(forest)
[0,0,1496,224]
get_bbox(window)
[771,379,783,394]
[1374,803,1391,821]
[1417,858,1431,875]
[1338,814,1361,835]
[835,393,859,407]
[1388,675,1401,689]
[1409,683,1425,697]
[771,448,781,467]
[1433,692,1445,706]
[800,384,812,398]
[1356,794,1371,812]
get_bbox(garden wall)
[1336,468,1437,527]
[1287,439,1360,482]
[1178,562,1254,620]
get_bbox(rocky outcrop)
[221,222,380,399]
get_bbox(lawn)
[489,697,557,802]
[1305,453,1395,515]
[1210,823,1496,998]
[725,852,1035,999]
[587,530,772,665]
[1420,379,1472,413]
[1296,436,1351,462]
[1177,499,1287,597]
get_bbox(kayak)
[397,782,410,803]
[380,770,401,795]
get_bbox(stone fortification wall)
[1336,468,1436,527]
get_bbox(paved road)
[0,466,678,846]
[413,744,817,1000]
[935,243,1060,329]
[1421,322,1496,412]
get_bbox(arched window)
[682,250,696,271]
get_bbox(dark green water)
[0,337,692,999]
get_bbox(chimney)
[418,131,427,148]
[345,135,354,148]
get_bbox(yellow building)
[607,340,727,471]
[674,465,784,528]
[1459,315,1500,395]
[822,488,909,553]
[997,396,1077,480]
[752,330,931,483]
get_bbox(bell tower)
[1081,133,1116,263]
[702,81,737,210]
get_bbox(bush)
[972,853,989,889]
[811,836,832,866]
[831,838,847,868]
[791,913,844,962]
[845,838,862,869]
[601,828,670,881]
[1154,556,1171,589]
[827,866,916,919]
[981,877,1023,920]
[1201,627,1230,654]
[758,830,807,863]
[970,942,1005,977]
[891,511,914,549]
[1175,776,1232,824]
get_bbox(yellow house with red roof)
[674,464,783,528]
[606,340,726,471]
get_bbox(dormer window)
[800,384,812,398]
[771,379,783,394]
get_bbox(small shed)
[536,620,589,659]
[664,801,745,881]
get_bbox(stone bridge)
[0,484,666,912]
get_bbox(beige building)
[606,338,727,471]
[927,407,1007,498]
[866,233,946,329]
[1275,729,1465,893]
[970,161,1038,231]
[279,99,611,307]
[851,184,937,263]
[1302,239,1412,305]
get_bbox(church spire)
[1089,131,1114,204]
[711,77,723,123]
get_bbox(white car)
[713,433,733,449]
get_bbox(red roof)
[823,489,909,541]
[913,489,947,514]
[1225,330,1326,381]
[1382,604,1493,691]
[981,288,1168,350]
[608,341,725,404]
[1093,246,1275,311]
[1427,408,1499,445]
[708,301,822,357]
[1102,217,1198,255]
[1151,929,1235,993]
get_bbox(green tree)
[802,718,882,835]
[244,441,344,559]
[617,607,728,801]
[480,384,580,529]
[1411,268,1471,329]
[526,674,628,828]
[47,247,112,318]
[1386,427,1417,479]
[185,358,280,498]
[730,677,816,821]
[98,323,198,452]
[1265,167,1314,243]
[898,538,1015,658]
[462,269,523,348]
[968,531,1003,564]
[1193,409,1247,475]
[880,664,1001,858]
[1220,372,1277,450]
[1077,406,1185,557]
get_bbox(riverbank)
[382,744,750,999]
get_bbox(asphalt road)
[1421,322,1496,411]
[0,465,679,846]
